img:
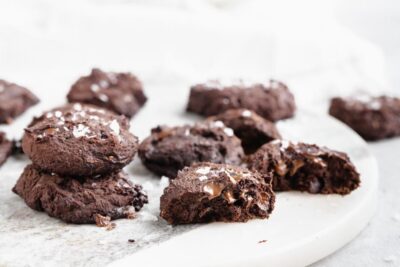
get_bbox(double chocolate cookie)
[329,95,400,141]
[22,103,138,177]
[247,140,360,195]
[187,79,296,121]
[138,121,244,178]
[0,79,39,124]
[13,165,148,224]
[206,109,281,154]
[160,162,275,224]
[67,68,147,118]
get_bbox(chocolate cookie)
[187,79,296,121]
[0,132,12,167]
[0,79,39,124]
[138,121,244,178]
[329,95,400,141]
[247,140,360,195]
[67,68,147,118]
[13,165,148,224]
[22,103,138,177]
[206,109,281,154]
[160,162,275,224]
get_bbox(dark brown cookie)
[0,79,39,124]
[329,95,400,141]
[247,140,360,195]
[138,121,244,178]
[22,103,138,177]
[13,165,148,224]
[187,79,295,122]
[160,162,275,225]
[206,109,281,154]
[0,132,13,167]
[67,68,147,118]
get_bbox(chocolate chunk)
[247,140,360,195]
[67,68,147,118]
[160,162,275,224]
[329,95,400,141]
[206,109,281,154]
[0,132,12,167]
[0,79,39,124]
[187,79,295,121]
[22,103,138,177]
[12,165,148,224]
[138,121,244,178]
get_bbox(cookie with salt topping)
[22,103,138,176]
[138,121,244,178]
[329,95,400,141]
[187,79,296,121]
[160,162,275,224]
[13,164,148,224]
[67,68,147,118]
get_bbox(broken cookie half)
[160,162,275,225]
[247,140,361,195]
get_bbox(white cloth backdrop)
[0,0,390,111]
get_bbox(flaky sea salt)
[99,80,109,88]
[73,103,82,111]
[109,120,120,135]
[224,127,234,137]
[198,175,208,181]
[196,167,211,175]
[213,120,224,128]
[98,94,109,102]
[72,124,91,138]
[241,110,252,117]
[90,84,100,92]
[369,100,381,110]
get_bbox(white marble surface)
[313,1,400,266]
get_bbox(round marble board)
[0,77,378,267]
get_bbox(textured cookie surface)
[247,140,360,195]
[138,121,244,178]
[329,95,400,141]
[160,162,275,224]
[0,79,39,124]
[22,103,138,176]
[187,79,295,121]
[207,109,281,154]
[13,165,148,224]
[67,68,147,118]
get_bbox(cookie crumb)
[125,209,137,219]
[95,214,111,227]
[258,240,267,244]
[106,222,116,231]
